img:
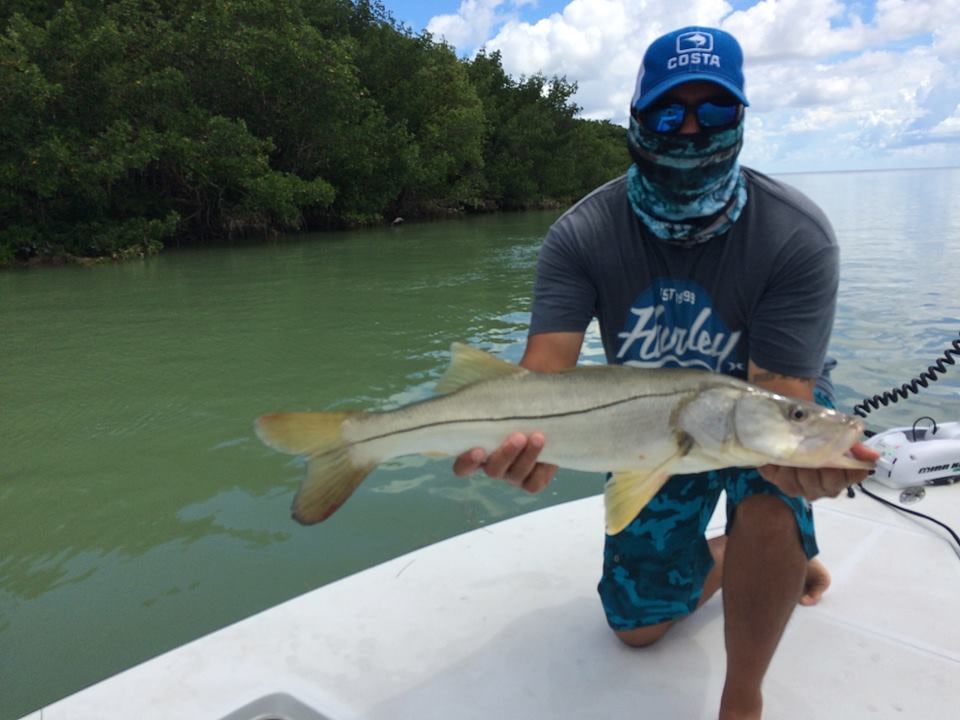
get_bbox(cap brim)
[632,74,749,110]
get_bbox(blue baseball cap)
[631,26,749,111]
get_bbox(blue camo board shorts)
[597,388,834,632]
[597,468,818,631]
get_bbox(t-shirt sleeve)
[528,222,597,336]
[749,223,839,379]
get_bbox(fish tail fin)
[255,412,376,525]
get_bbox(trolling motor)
[843,332,960,555]
[851,330,960,490]
[864,418,960,489]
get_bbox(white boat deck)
[24,481,960,720]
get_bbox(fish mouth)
[794,414,865,465]
[829,424,863,458]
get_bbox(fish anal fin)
[293,450,375,525]
[604,469,673,536]
[255,411,378,525]
[435,342,528,394]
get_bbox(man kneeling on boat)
[454,25,879,720]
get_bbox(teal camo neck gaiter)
[626,115,748,247]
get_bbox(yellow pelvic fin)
[604,437,694,535]
[603,469,673,536]
[435,342,527,394]
[255,412,375,525]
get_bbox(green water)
[0,210,590,718]
[2,169,959,718]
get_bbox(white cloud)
[874,0,956,41]
[427,0,960,171]
[487,0,735,124]
[930,107,960,135]
[425,0,546,49]
[724,0,868,59]
[426,0,508,49]
[741,44,956,168]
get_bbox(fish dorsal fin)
[604,436,693,535]
[435,342,528,394]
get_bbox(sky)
[383,0,960,173]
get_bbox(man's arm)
[519,331,584,371]
[452,331,584,492]
[748,360,878,500]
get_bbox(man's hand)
[453,433,558,493]
[748,359,880,501]
[759,441,879,500]
[450,331,583,495]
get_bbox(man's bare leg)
[615,530,829,649]
[718,494,808,720]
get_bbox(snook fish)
[256,343,873,534]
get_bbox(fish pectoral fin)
[435,342,528,394]
[603,468,674,536]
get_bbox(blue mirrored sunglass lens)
[697,102,739,128]
[640,101,740,134]
[643,104,685,133]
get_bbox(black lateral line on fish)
[346,388,695,450]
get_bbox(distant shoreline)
[773,165,960,177]
[5,166,957,271]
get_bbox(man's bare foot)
[799,557,831,606]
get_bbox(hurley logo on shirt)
[615,279,743,373]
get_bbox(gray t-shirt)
[530,167,838,380]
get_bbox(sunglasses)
[637,99,742,134]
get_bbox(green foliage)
[571,119,631,194]
[0,0,629,266]
[466,49,627,210]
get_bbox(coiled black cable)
[853,331,960,418]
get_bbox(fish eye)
[788,405,808,422]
